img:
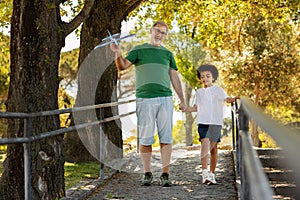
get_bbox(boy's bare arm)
[184,105,197,112]
[225,97,240,103]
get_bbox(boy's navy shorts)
[198,124,221,142]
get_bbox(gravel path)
[83,147,238,200]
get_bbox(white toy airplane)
[94,30,136,49]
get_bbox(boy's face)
[200,71,214,88]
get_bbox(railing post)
[231,102,235,150]
[99,108,105,180]
[235,101,239,149]
[137,126,139,153]
[23,117,31,200]
[238,104,251,200]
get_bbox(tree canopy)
[129,0,300,122]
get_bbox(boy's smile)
[200,71,214,88]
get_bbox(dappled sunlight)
[64,161,100,189]
[0,151,6,176]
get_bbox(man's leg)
[140,144,153,186]
[156,97,173,186]
[160,143,172,187]
[140,144,152,173]
[160,143,172,173]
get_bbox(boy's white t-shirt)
[195,85,228,126]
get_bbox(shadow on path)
[70,147,238,200]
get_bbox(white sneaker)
[208,172,217,185]
[202,169,210,184]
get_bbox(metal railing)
[0,99,136,200]
[232,97,300,199]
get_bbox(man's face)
[150,24,168,46]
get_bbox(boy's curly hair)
[196,64,219,81]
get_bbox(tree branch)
[123,0,145,19]
[237,17,245,56]
[62,0,95,36]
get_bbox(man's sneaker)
[208,171,217,185]
[141,172,153,186]
[202,169,210,184]
[160,173,172,187]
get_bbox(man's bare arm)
[110,43,132,70]
[170,68,186,111]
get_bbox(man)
[110,21,186,187]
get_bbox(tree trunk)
[0,1,65,199]
[65,0,143,162]
[251,83,262,147]
[251,120,262,147]
[184,85,194,146]
[0,0,94,198]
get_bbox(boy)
[185,64,238,184]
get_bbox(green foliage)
[132,0,300,123]
[58,49,78,127]
[0,0,12,29]
[58,88,74,127]
[265,104,300,123]
[165,33,206,89]
[59,48,79,80]
[0,33,10,100]
[172,120,186,144]
[60,0,84,19]
[172,120,200,145]
[259,132,278,148]
[221,9,300,112]
[0,0,12,104]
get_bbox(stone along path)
[85,147,238,200]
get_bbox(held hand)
[226,96,240,103]
[178,102,186,112]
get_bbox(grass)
[64,161,100,189]
[0,151,100,190]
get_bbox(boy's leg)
[201,138,210,184]
[209,142,218,173]
[207,141,218,185]
[201,138,210,169]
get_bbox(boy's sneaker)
[160,173,172,187]
[202,169,210,184]
[208,172,217,185]
[141,172,153,186]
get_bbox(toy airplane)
[94,30,136,49]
